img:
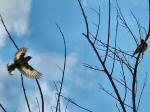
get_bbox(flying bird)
[7,48,42,79]
[132,38,148,56]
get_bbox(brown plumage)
[7,48,42,79]
[133,38,148,56]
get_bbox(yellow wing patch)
[15,48,27,60]
[19,65,42,79]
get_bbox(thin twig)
[116,104,121,112]
[104,0,111,63]
[99,83,118,101]
[65,102,69,112]
[21,74,31,112]
[0,15,31,112]
[55,24,67,112]
[0,103,7,112]
[116,0,139,46]
[89,32,134,58]
[83,63,104,72]
[36,97,41,112]
[36,79,44,112]
[1,14,45,112]
[77,1,126,111]
[111,10,118,75]
[99,84,132,109]
[137,74,147,111]
[83,62,132,92]
[130,11,142,39]
[52,81,61,112]
[60,95,93,112]
[121,52,134,75]
[96,42,135,74]
[120,61,127,103]
[145,0,150,41]
[113,77,132,92]
[0,15,19,50]
[132,53,141,112]
[91,6,101,45]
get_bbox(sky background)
[0,0,150,112]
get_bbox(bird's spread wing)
[19,63,42,79]
[15,48,27,60]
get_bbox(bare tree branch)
[83,62,132,92]
[116,0,139,46]
[21,74,31,112]
[36,97,41,112]
[77,1,127,111]
[120,61,127,103]
[36,79,44,112]
[83,63,104,72]
[104,0,111,63]
[0,15,31,112]
[0,14,44,112]
[0,14,19,50]
[60,95,93,112]
[130,11,142,40]
[91,6,101,45]
[145,0,150,41]
[89,32,135,58]
[116,104,121,112]
[111,10,119,75]
[65,102,69,112]
[137,74,147,111]
[55,24,67,112]
[0,103,7,112]
[99,84,132,109]
[132,53,141,112]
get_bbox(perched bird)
[7,48,42,79]
[132,38,148,56]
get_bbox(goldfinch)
[7,48,42,79]
[133,38,148,56]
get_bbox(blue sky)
[0,0,150,112]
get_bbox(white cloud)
[0,50,77,111]
[27,51,78,80]
[19,51,82,112]
[27,50,97,92]
[18,81,69,112]
[0,23,6,47]
[0,49,94,112]
[0,0,32,47]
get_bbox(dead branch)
[104,0,111,63]
[36,97,40,112]
[0,15,31,112]
[0,103,7,112]
[0,15,44,112]
[77,0,127,111]
[55,24,67,112]
[60,95,93,112]
[137,74,147,111]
